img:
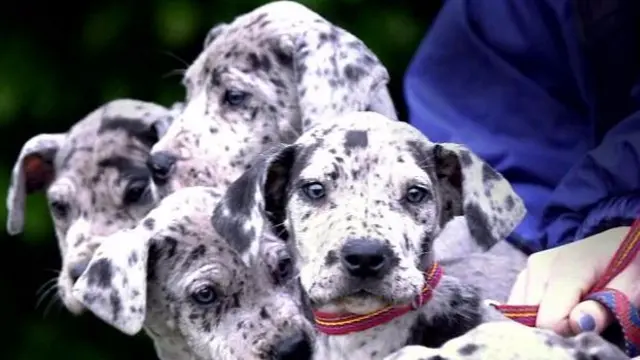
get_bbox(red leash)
[492,219,640,357]
[313,263,443,335]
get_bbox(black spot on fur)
[344,64,366,82]
[272,43,293,67]
[185,245,206,267]
[431,145,463,190]
[505,195,515,210]
[143,217,155,230]
[164,236,178,258]
[86,258,113,288]
[481,163,501,183]
[464,203,495,249]
[324,250,338,266]
[128,251,138,266]
[458,150,473,168]
[458,343,480,355]
[109,291,122,321]
[259,307,270,319]
[344,130,368,149]
[98,117,160,148]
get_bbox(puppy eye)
[404,186,430,204]
[301,182,326,200]
[273,255,293,284]
[123,180,149,205]
[190,285,218,305]
[223,89,250,106]
[50,200,70,219]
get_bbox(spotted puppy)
[383,321,630,360]
[6,99,179,314]
[70,186,315,360]
[147,0,398,200]
[214,111,531,359]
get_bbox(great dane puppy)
[71,186,315,360]
[147,0,398,200]
[383,321,630,360]
[213,111,535,359]
[6,99,179,314]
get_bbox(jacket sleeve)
[403,0,595,252]
[541,113,640,248]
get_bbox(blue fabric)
[404,0,640,252]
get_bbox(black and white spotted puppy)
[71,186,315,360]
[147,0,398,200]
[383,321,630,360]
[214,111,529,359]
[6,99,179,314]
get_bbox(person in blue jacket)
[404,0,640,337]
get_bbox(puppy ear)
[275,21,397,131]
[203,22,229,49]
[72,228,151,335]
[432,143,526,250]
[7,133,65,235]
[212,144,297,253]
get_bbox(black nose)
[69,259,90,283]
[274,332,312,360]
[146,151,177,185]
[340,239,393,278]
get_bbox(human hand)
[506,226,639,336]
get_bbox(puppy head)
[149,0,394,199]
[72,186,315,360]
[216,112,525,314]
[6,99,175,314]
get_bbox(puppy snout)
[340,238,393,278]
[274,332,313,360]
[68,259,90,283]
[146,151,177,185]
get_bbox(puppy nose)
[69,259,90,283]
[146,151,177,185]
[274,332,312,360]
[340,239,393,278]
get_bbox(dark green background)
[1,1,441,358]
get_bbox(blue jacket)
[404,0,640,253]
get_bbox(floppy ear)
[203,22,229,49]
[212,144,297,252]
[72,228,150,335]
[7,133,65,235]
[431,143,526,251]
[276,22,397,130]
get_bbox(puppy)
[71,186,316,360]
[214,111,529,359]
[6,99,178,314]
[147,1,398,200]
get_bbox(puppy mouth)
[312,276,421,309]
[333,287,394,305]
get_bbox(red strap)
[494,219,640,357]
[313,263,443,335]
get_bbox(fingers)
[507,250,556,306]
[568,252,640,335]
[569,300,613,335]
[536,276,585,335]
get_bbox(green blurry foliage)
[0,0,441,358]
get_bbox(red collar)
[313,262,443,335]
